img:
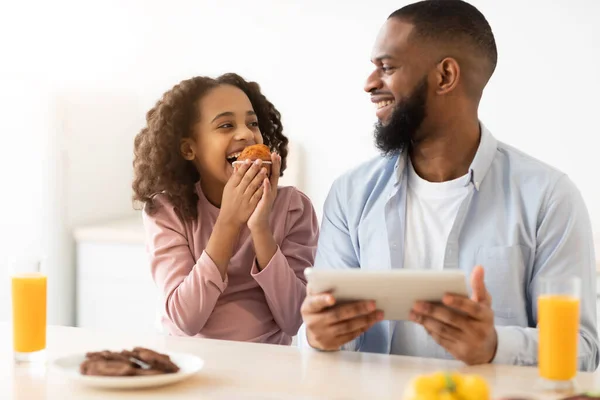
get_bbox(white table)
[2,324,599,399]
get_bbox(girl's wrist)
[248,221,270,236]
[216,215,243,234]
[250,226,277,271]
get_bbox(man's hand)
[409,266,498,365]
[301,290,383,351]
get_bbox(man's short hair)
[389,0,498,78]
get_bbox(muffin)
[234,144,272,177]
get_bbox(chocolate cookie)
[80,359,137,377]
[80,347,179,377]
[130,347,180,373]
[85,350,131,363]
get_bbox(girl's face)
[181,84,264,188]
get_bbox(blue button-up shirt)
[299,124,599,371]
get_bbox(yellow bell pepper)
[403,371,490,400]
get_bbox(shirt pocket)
[475,245,531,322]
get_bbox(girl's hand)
[219,159,268,229]
[248,153,281,233]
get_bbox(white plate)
[51,351,204,389]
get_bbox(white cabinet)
[75,217,160,334]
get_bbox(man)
[299,0,599,370]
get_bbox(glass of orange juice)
[538,275,580,391]
[11,257,47,363]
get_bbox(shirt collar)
[468,122,497,191]
[393,121,498,191]
[393,151,407,187]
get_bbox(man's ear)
[434,57,460,95]
[180,138,196,161]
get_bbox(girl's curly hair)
[132,73,289,220]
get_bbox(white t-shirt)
[392,160,470,356]
[402,160,470,270]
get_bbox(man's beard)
[374,77,428,156]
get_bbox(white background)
[0,0,599,324]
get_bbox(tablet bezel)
[304,267,469,321]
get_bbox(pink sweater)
[142,183,319,345]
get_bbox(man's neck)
[409,118,481,182]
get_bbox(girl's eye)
[382,66,394,73]
[218,123,233,129]
[248,121,259,128]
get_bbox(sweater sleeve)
[143,196,227,336]
[251,189,319,336]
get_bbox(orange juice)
[538,294,579,380]
[11,273,47,353]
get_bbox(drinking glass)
[537,275,580,391]
[11,257,47,363]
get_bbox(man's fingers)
[425,325,460,357]
[331,310,383,336]
[415,314,462,343]
[325,301,377,325]
[470,265,492,306]
[412,301,470,329]
[415,313,467,363]
[307,310,382,351]
[302,297,383,352]
[301,293,336,314]
[332,325,372,348]
[441,295,491,321]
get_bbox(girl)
[132,73,319,345]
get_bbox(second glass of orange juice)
[11,258,47,363]
[538,276,580,390]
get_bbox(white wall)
[0,0,599,323]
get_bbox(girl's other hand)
[248,152,281,233]
[218,159,268,228]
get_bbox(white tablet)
[304,268,469,321]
